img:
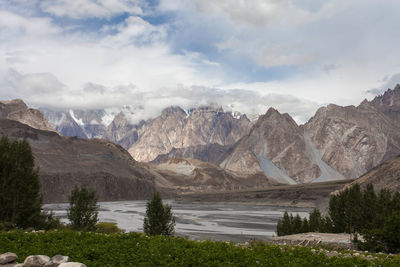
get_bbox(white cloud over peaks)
[1,0,400,126]
[40,0,143,19]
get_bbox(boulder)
[23,255,51,267]
[0,252,18,264]
[43,255,70,267]
[51,255,69,265]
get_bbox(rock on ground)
[0,252,18,265]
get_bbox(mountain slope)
[221,108,343,184]
[151,158,277,193]
[343,155,400,192]
[222,86,400,184]
[0,118,157,203]
[304,90,400,179]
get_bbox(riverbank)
[177,180,351,211]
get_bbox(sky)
[0,0,399,124]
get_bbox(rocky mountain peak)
[161,106,186,117]
[129,105,252,162]
[256,107,298,130]
[0,99,55,132]
[264,107,280,117]
[113,111,129,126]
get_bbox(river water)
[44,201,311,242]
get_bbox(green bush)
[0,230,399,266]
[95,222,122,234]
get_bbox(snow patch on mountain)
[69,110,84,126]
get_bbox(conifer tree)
[280,211,292,236]
[309,208,322,232]
[67,186,99,230]
[361,184,377,230]
[143,192,175,236]
[292,214,302,234]
[301,217,309,233]
[0,136,43,228]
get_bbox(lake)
[44,201,311,242]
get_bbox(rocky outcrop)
[129,106,252,162]
[0,118,157,203]
[0,99,55,132]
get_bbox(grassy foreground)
[1,231,399,266]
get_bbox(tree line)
[277,183,400,252]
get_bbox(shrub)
[95,222,122,234]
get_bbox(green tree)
[375,189,392,227]
[309,209,322,232]
[0,136,43,229]
[345,184,362,233]
[143,192,175,236]
[301,217,309,233]
[382,211,400,252]
[361,184,377,231]
[67,186,98,230]
[292,214,302,234]
[279,211,292,236]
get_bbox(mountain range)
[39,84,400,185]
[1,85,400,202]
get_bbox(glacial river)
[44,201,311,242]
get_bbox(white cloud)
[40,0,143,19]
[1,0,400,126]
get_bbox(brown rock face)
[344,155,400,193]
[221,108,337,184]
[129,106,252,162]
[304,96,400,179]
[152,143,234,165]
[0,99,55,132]
[345,156,400,195]
[103,112,146,150]
[0,118,157,203]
